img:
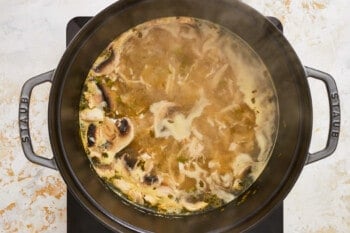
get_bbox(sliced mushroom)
[238,166,252,179]
[96,82,117,112]
[96,117,135,156]
[99,119,117,142]
[93,47,116,74]
[83,82,104,109]
[231,153,253,177]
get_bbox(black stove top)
[66,17,283,233]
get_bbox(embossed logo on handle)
[19,97,30,143]
[330,92,340,138]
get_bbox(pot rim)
[47,0,312,232]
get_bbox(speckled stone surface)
[0,0,349,232]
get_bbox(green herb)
[232,176,254,196]
[79,95,89,110]
[109,174,121,181]
[94,75,114,87]
[177,156,188,163]
[203,193,224,208]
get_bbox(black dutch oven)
[18,0,341,232]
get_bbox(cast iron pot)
[18,0,341,232]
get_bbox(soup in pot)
[79,17,278,215]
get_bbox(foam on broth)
[79,17,278,215]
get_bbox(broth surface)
[79,17,278,215]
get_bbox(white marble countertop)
[0,0,349,232]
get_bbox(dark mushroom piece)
[96,82,117,112]
[115,147,139,169]
[238,166,252,179]
[124,154,138,169]
[116,118,130,136]
[87,124,96,147]
[93,47,115,73]
[144,174,159,185]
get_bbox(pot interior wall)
[50,0,312,232]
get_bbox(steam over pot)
[19,0,340,232]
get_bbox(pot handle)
[19,70,58,170]
[305,66,340,164]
